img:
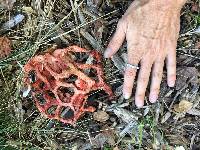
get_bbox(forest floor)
[0,0,200,150]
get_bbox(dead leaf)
[176,67,199,90]
[111,55,126,73]
[174,100,193,113]
[91,133,108,148]
[94,20,105,40]
[90,126,116,148]
[0,37,12,59]
[195,41,200,49]
[0,0,16,10]
[113,107,141,123]
[80,126,116,149]
[119,120,137,138]
[187,108,200,116]
[102,126,116,146]
[161,112,171,123]
[93,111,109,122]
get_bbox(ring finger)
[123,47,141,99]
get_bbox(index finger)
[104,19,126,58]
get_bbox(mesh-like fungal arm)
[24,46,113,124]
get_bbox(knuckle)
[128,42,140,50]
[142,64,151,71]
[123,84,132,92]
[149,51,156,58]
[168,74,176,80]
[156,54,165,62]
[151,88,160,94]
[155,59,164,64]
[139,76,148,84]
[140,59,153,67]
[152,71,162,79]
[128,49,142,59]
[141,33,158,40]
[168,62,176,68]
[136,94,145,100]
[125,69,136,77]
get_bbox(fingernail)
[168,80,175,87]
[135,99,144,108]
[149,94,158,103]
[123,93,131,99]
[104,48,111,58]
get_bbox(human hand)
[104,0,186,108]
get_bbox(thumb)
[104,19,126,58]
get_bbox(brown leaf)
[91,133,107,148]
[174,100,193,113]
[102,125,116,146]
[94,20,105,39]
[191,2,199,12]
[0,37,12,59]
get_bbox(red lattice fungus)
[24,46,113,124]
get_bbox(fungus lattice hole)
[28,70,37,83]
[59,87,74,96]
[46,90,56,99]
[86,90,109,107]
[70,52,90,63]
[92,59,98,64]
[83,68,99,82]
[60,106,74,120]
[62,75,78,84]
[35,93,46,105]
[39,82,45,89]
[88,90,109,102]
[58,87,75,103]
[47,105,57,116]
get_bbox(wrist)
[150,0,186,11]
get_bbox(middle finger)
[135,56,153,108]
